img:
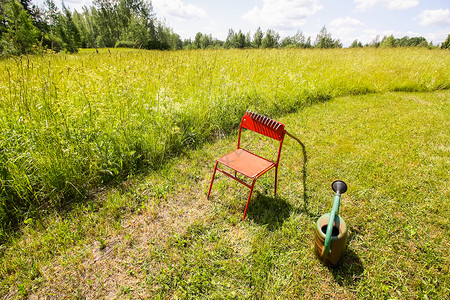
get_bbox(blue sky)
[52,0,449,46]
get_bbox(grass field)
[0,48,449,241]
[1,90,448,298]
[0,48,449,298]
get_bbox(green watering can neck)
[323,180,347,255]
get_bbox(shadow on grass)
[245,133,316,230]
[285,132,317,219]
[328,248,364,287]
[286,133,364,286]
[246,193,293,231]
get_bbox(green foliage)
[89,0,179,50]
[367,35,381,48]
[58,5,81,52]
[314,26,342,49]
[2,0,39,54]
[261,29,280,48]
[441,34,450,49]
[350,39,363,48]
[224,29,250,49]
[114,40,135,48]
[281,30,312,48]
[0,39,17,55]
[40,0,81,52]
[380,34,429,48]
[252,27,263,48]
[187,32,221,50]
[0,0,182,54]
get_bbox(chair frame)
[207,110,286,220]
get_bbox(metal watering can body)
[314,213,348,265]
[314,180,348,266]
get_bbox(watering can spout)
[332,180,347,195]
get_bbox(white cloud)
[152,0,207,20]
[329,17,364,45]
[354,0,419,11]
[242,0,323,30]
[330,17,363,28]
[417,9,450,27]
[424,30,450,45]
[357,29,394,44]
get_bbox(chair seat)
[218,149,275,178]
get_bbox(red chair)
[207,110,286,220]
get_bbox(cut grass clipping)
[1,90,448,299]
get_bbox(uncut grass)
[1,91,448,298]
[0,48,449,239]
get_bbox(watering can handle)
[323,180,347,255]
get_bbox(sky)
[47,0,449,46]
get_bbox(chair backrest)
[238,111,286,163]
[240,110,285,141]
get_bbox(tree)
[2,0,39,54]
[1,0,10,37]
[234,30,248,48]
[58,4,81,52]
[314,26,342,48]
[441,34,450,49]
[252,27,263,48]
[42,0,65,51]
[380,35,396,47]
[379,35,429,48]
[224,28,235,48]
[193,31,202,49]
[92,0,119,46]
[368,35,380,48]
[350,39,363,48]
[72,7,97,48]
[280,36,293,47]
[292,30,309,48]
[261,29,279,48]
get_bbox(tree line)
[0,0,182,54]
[1,0,449,55]
[189,27,449,50]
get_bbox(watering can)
[314,180,348,266]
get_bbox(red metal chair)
[207,110,286,220]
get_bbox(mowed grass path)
[1,91,448,299]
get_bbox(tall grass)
[0,48,449,240]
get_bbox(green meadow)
[0,48,449,298]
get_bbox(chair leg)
[274,166,278,196]
[207,161,219,199]
[242,179,257,220]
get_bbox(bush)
[0,40,19,56]
[115,40,137,48]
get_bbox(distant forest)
[1,0,449,55]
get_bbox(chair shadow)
[245,133,313,230]
[246,193,293,231]
[285,132,317,219]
